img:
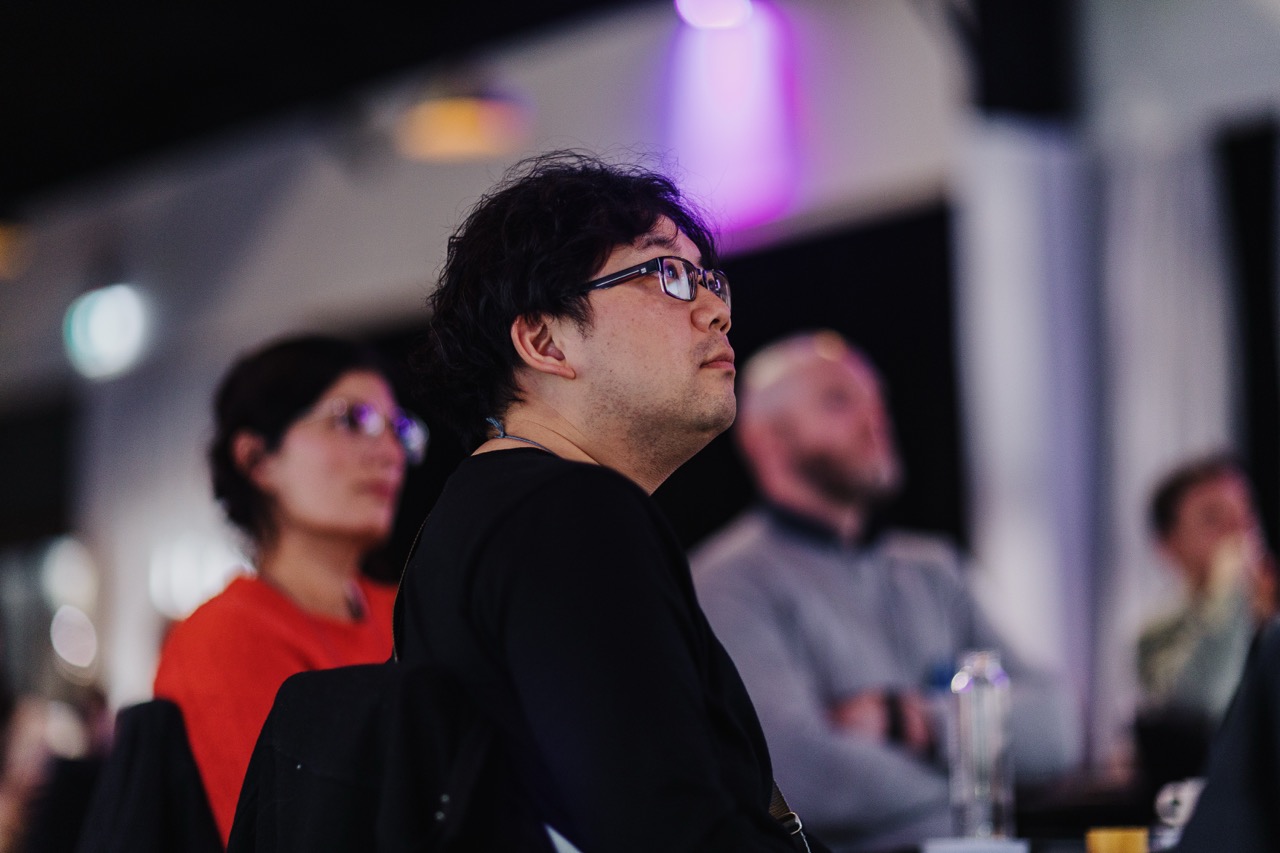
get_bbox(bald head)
[737,331,901,511]
[740,330,862,422]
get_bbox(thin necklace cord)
[484,417,556,455]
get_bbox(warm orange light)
[0,222,32,280]
[394,95,531,161]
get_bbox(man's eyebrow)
[636,233,678,251]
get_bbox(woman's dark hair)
[416,150,719,449]
[1149,452,1246,538]
[209,334,389,543]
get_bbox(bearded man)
[692,330,1079,853]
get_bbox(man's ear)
[510,314,577,380]
[232,431,272,489]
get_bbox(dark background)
[0,1,648,214]
[1216,119,1280,553]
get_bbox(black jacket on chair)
[74,698,221,853]
[227,661,551,853]
[1175,617,1280,852]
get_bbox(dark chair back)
[227,661,551,853]
[1174,618,1280,852]
[75,698,221,853]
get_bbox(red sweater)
[153,574,396,844]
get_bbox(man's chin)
[679,402,736,461]
[706,397,737,438]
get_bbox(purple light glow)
[675,0,753,29]
[667,2,797,233]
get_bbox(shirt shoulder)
[873,529,966,579]
[492,454,658,537]
[154,578,286,693]
[690,512,809,612]
[420,452,675,601]
[161,576,289,644]
[448,451,650,525]
[691,510,778,576]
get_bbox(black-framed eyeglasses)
[302,398,429,465]
[582,256,731,311]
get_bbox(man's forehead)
[742,337,885,422]
[1183,473,1250,507]
[632,218,700,262]
[801,352,881,395]
[761,344,876,392]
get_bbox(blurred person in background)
[1133,453,1277,796]
[17,684,112,853]
[0,684,30,853]
[152,334,425,844]
[693,330,1080,853]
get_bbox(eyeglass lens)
[659,258,730,310]
[659,258,695,300]
[342,403,428,464]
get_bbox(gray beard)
[795,452,901,508]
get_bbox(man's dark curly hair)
[417,150,719,449]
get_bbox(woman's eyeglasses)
[303,399,428,465]
[582,256,731,311]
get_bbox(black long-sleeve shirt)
[397,449,799,852]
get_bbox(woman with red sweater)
[153,335,424,844]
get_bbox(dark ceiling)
[0,1,645,215]
[1,1,1078,217]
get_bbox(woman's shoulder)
[162,575,294,646]
[154,576,293,692]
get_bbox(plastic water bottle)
[949,649,1014,838]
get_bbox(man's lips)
[702,348,736,370]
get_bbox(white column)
[1092,129,1236,766]
[952,114,1094,763]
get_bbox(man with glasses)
[396,152,824,852]
[692,331,1080,852]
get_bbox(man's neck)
[475,411,598,465]
[483,405,701,495]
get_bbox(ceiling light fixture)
[394,88,531,162]
[0,221,32,281]
[675,0,754,29]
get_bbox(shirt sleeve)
[472,468,794,853]
[695,560,952,842]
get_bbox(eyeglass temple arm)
[584,258,663,291]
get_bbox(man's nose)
[694,285,731,333]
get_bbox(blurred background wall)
[0,0,1276,778]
